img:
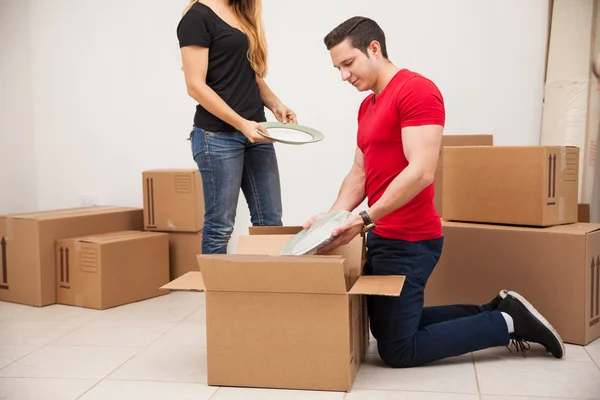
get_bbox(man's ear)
[369,41,381,57]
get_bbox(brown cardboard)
[168,231,202,279]
[0,207,143,307]
[161,233,404,392]
[434,135,494,216]
[579,203,591,223]
[442,146,580,226]
[425,220,600,345]
[56,230,169,310]
[142,169,204,232]
[248,226,303,235]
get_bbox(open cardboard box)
[161,227,405,392]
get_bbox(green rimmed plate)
[257,122,324,145]
[280,210,351,256]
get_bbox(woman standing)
[178,0,296,254]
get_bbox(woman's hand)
[271,101,298,124]
[239,120,274,144]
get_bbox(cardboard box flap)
[248,226,303,235]
[144,169,197,174]
[349,275,405,296]
[238,234,292,254]
[198,254,348,294]
[160,271,205,292]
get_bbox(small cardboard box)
[161,232,405,392]
[142,169,204,232]
[442,146,579,226]
[56,230,170,310]
[0,206,143,306]
[168,231,202,279]
[434,134,494,216]
[426,220,600,345]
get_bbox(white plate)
[258,122,324,145]
[280,210,351,255]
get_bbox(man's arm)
[330,147,366,212]
[366,124,442,222]
[303,147,365,228]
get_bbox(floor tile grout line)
[471,352,483,400]
[583,346,598,366]
[0,317,89,372]
[74,348,147,400]
[0,298,204,385]
[345,387,480,395]
[207,387,221,400]
[103,378,208,384]
[0,345,43,372]
[72,303,205,399]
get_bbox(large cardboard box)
[434,135,494,216]
[168,231,202,279]
[0,206,143,307]
[161,232,404,392]
[425,220,600,345]
[56,230,170,309]
[442,146,580,226]
[142,169,204,232]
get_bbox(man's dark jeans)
[365,232,510,368]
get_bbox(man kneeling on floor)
[303,16,565,368]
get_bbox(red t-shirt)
[357,69,445,242]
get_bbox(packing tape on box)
[74,241,81,252]
[75,294,84,308]
[561,147,567,171]
[559,197,566,222]
[4,218,12,240]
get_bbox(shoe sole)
[505,290,566,358]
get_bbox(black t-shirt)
[177,2,266,132]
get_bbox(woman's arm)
[181,46,272,142]
[256,77,297,124]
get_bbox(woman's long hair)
[182,0,268,78]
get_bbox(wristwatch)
[359,210,376,233]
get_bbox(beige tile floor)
[1,292,599,400]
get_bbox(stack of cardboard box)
[0,206,170,309]
[142,169,205,280]
[426,145,600,346]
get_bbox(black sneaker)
[489,289,509,310]
[497,290,565,358]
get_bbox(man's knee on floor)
[378,342,420,368]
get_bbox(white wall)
[2,0,551,247]
[0,0,37,214]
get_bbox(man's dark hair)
[324,17,388,59]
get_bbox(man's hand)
[318,214,363,254]
[302,212,327,229]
